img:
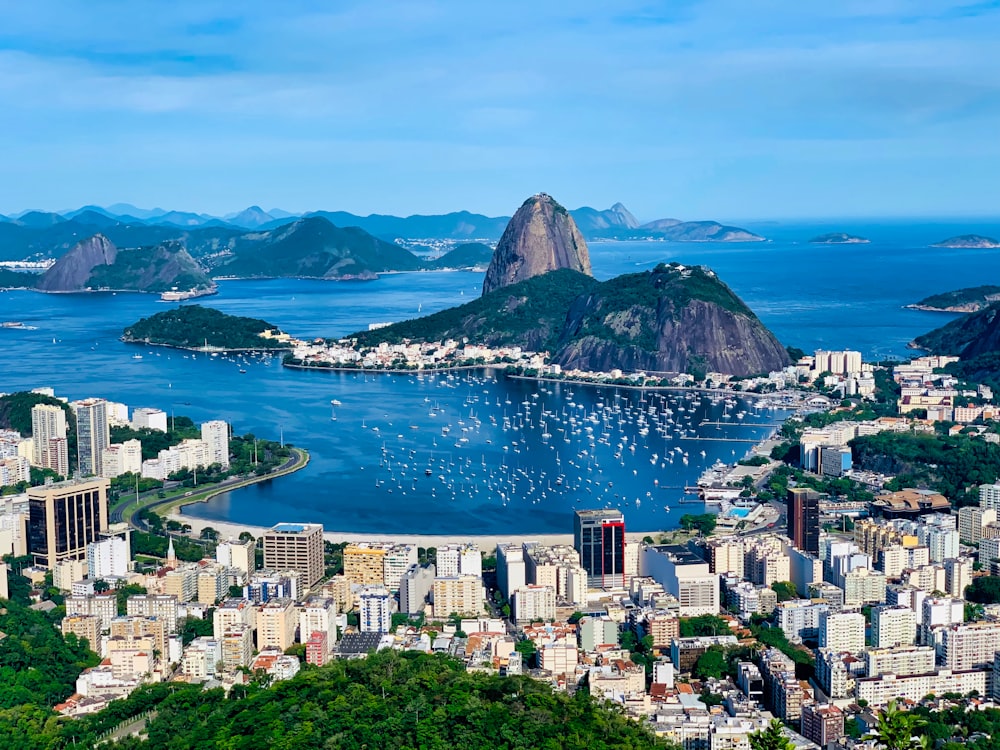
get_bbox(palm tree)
[873,699,927,750]
[749,719,795,750]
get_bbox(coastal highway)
[110,448,308,531]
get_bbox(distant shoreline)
[121,337,291,355]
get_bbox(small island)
[122,305,294,352]
[907,285,1000,313]
[808,232,870,244]
[931,234,1000,249]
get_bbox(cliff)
[36,234,118,291]
[912,302,1000,357]
[907,285,1000,313]
[554,264,789,376]
[481,194,592,294]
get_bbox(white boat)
[132,354,143,360]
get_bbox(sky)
[2,1,999,221]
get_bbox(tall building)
[200,420,230,468]
[818,610,865,654]
[343,543,388,586]
[399,564,435,615]
[27,477,109,567]
[257,598,297,651]
[261,523,324,587]
[31,403,69,476]
[574,509,626,588]
[73,399,110,477]
[436,543,482,578]
[981,483,1000,512]
[217,537,256,582]
[788,488,820,555]
[87,536,129,579]
[640,544,720,616]
[359,586,393,633]
[871,605,917,649]
[496,543,526,601]
[511,584,556,624]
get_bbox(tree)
[693,648,727,680]
[93,579,110,594]
[966,577,1000,604]
[749,719,795,750]
[873,699,927,750]
[771,581,798,602]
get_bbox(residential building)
[220,625,253,671]
[432,575,483,617]
[65,593,118,631]
[855,669,988,707]
[131,408,168,432]
[100,440,142,479]
[843,567,886,606]
[343,543,388,586]
[818,610,865,654]
[86,536,128,579]
[216,538,256,581]
[305,631,329,666]
[399,563,435,615]
[776,599,828,643]
[126,594,179,633]
[27,478,109,567]
[800,703,844,748]
[436,543,482,578]
[939,622,1000,672]
[261,523,324,587]
[579,615,619,651]
[73,399,110,477]
[298,596,337,648]
[871,605,916,649]
[496,543,526,601]
[865,645,937,677]
[257,598,297,651]
[213,598,256,640]
[959,506,998,544]
[61,615,103,655]
[359,586,393,633]
[640,544,720,616]
[200,420,229,468]
[31,403,68,476]
[511,584,556,624]
[944,558,972,599]
[382,544,419,591]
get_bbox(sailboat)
[330,400,338,421]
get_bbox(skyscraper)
[574,509,626,588]
[261,523,324,587]
[73,399,109,477]
[28,477,109,567]
[31,403,69,476]
[201,420,230,468]
[788,488,820,555]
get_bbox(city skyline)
[2,2,999,220]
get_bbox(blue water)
[3,223,1000,533]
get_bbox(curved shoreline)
[121,336,291,355]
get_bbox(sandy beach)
[168,512,652,551]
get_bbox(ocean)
[2,221,1000,534]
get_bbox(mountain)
[554,263,789,375]
[912,302,1000,356]
[36,234,118,291]
[16,211,66,228]
[148,210,217,227]
[36,234,212,292]
[357,263,787,377]
[0,268,36,288]
[105,203,168,220]
[225,205,276,228]
[425,242,494,270]
[570,202,639,234]
[809,232,870,244]
[639,218,682,231]
[907,286,1000,313]
[216,216,422,280]
[301,210,511,240]
[482,194,592,294]
[639,220,764,242]
[932,234,1000,249]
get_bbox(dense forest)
[121,305,289,351]
[0,650,669,749]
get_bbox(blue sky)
[2,1,999,221]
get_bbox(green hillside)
[86,243,212,292]
[0,268,37,288]
[426,242,494,269]
[122,305,289,350]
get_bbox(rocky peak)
[36,234,118,291]
[482,193,591,295]
[608,202,639,229]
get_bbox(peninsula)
[907,285,1000,313]
[808,232,869,244]
[122,305,292,352]
[931,234,1000,249]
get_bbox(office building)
[641,544,720,616]
[574,509,626,588]
[261,523,324,587]
[788,488,820,555]
[27,477,109,567]
[871,605,916,649]
[200,420,230,468]
[31,404,69,477]
[800,703,844,749]
[359,586,393,633]
[819,610,865,654]
[73,399,110,477]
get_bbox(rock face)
[36,234,118,291]
[553,264,790,377]
[482,194,591,294]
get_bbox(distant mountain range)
[0,201,765,262]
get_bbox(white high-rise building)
[101,439,143,478]
[73,399,110,477]
[819,610,865,654]
[944,558,973,599]
[382,544,419,591]
[298,596,337,647]
[359,586,393,633]
[87,537,129,579]
[497,543,526,601]
[436,543,482,578]
[919,597,965,645]
[981,483,1000,512]
[512,584,556,624]
[200,420,230,468]
[924,527,960,563]
[217,538,256,580]
[31,403,68,476]
[871,605,917,649]
[940,622,1000,671]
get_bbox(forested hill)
[122,305,290,350]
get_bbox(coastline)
[121,337,291,355]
